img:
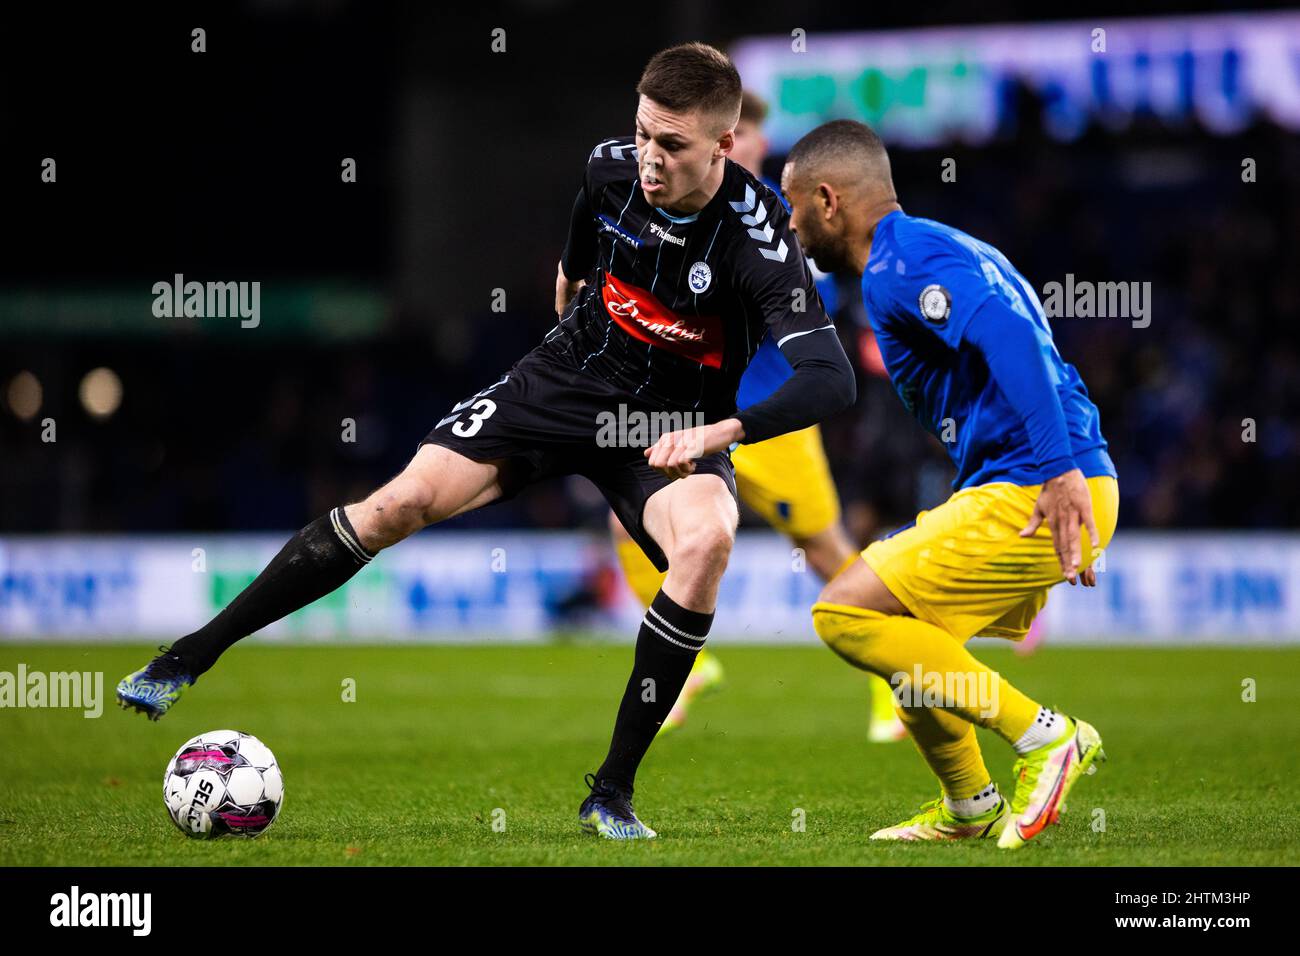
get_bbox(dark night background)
[2,1,1297,542]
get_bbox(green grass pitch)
[1,642,1297,866]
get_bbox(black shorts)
[421,349,737,572]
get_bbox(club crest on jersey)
[601,273,723,368]
[918,284,951,323]
[688,261,712,294]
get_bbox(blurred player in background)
[783,120,1118,849]
[609,91,906,741]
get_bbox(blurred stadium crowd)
[2,5,1296,543]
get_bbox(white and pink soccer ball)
[163,730,284,838]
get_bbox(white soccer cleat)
[870,795,1009,841]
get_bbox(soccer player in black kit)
[117,42,856,839]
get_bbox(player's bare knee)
[818,574,855,607]
[356,477,436,547]
[669,518,735,575]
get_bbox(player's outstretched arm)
[963,301,1097,584]
[734,326,857,444]
[642,328,855,480]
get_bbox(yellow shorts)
[731,424,841,540]
[863,475,1119,642]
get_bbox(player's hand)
[1020,468,1100,585]
[555,261,585,317]
[644,418,743,480]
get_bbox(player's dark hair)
[785,120,889,199]
[739,89,768,126]
[786,119,891,187]
[637,42,743,127]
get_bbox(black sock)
[595,590,714,792]
[171,507,373,677]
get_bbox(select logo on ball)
[163,730,284,839]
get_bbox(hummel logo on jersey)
[601,273,724,368]
[729,184,788,262]
[648,221,685,247]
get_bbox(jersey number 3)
[451,399,497,437]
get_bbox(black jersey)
[550,136,832,422]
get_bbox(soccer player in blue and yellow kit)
[780,120,1119,849]
[608,93,905,741]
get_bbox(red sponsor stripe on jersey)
[601,272,724,368]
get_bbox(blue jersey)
[861,210,1115,489]
[737,176,839,412]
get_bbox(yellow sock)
[811,602,1043,747]
[614,535,668,609]
[896,701,991,800]
[867,673,901,726]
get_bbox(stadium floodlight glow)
[79,367,123,420]
[5,370,42,421]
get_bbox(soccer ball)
[163,729,284,839]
